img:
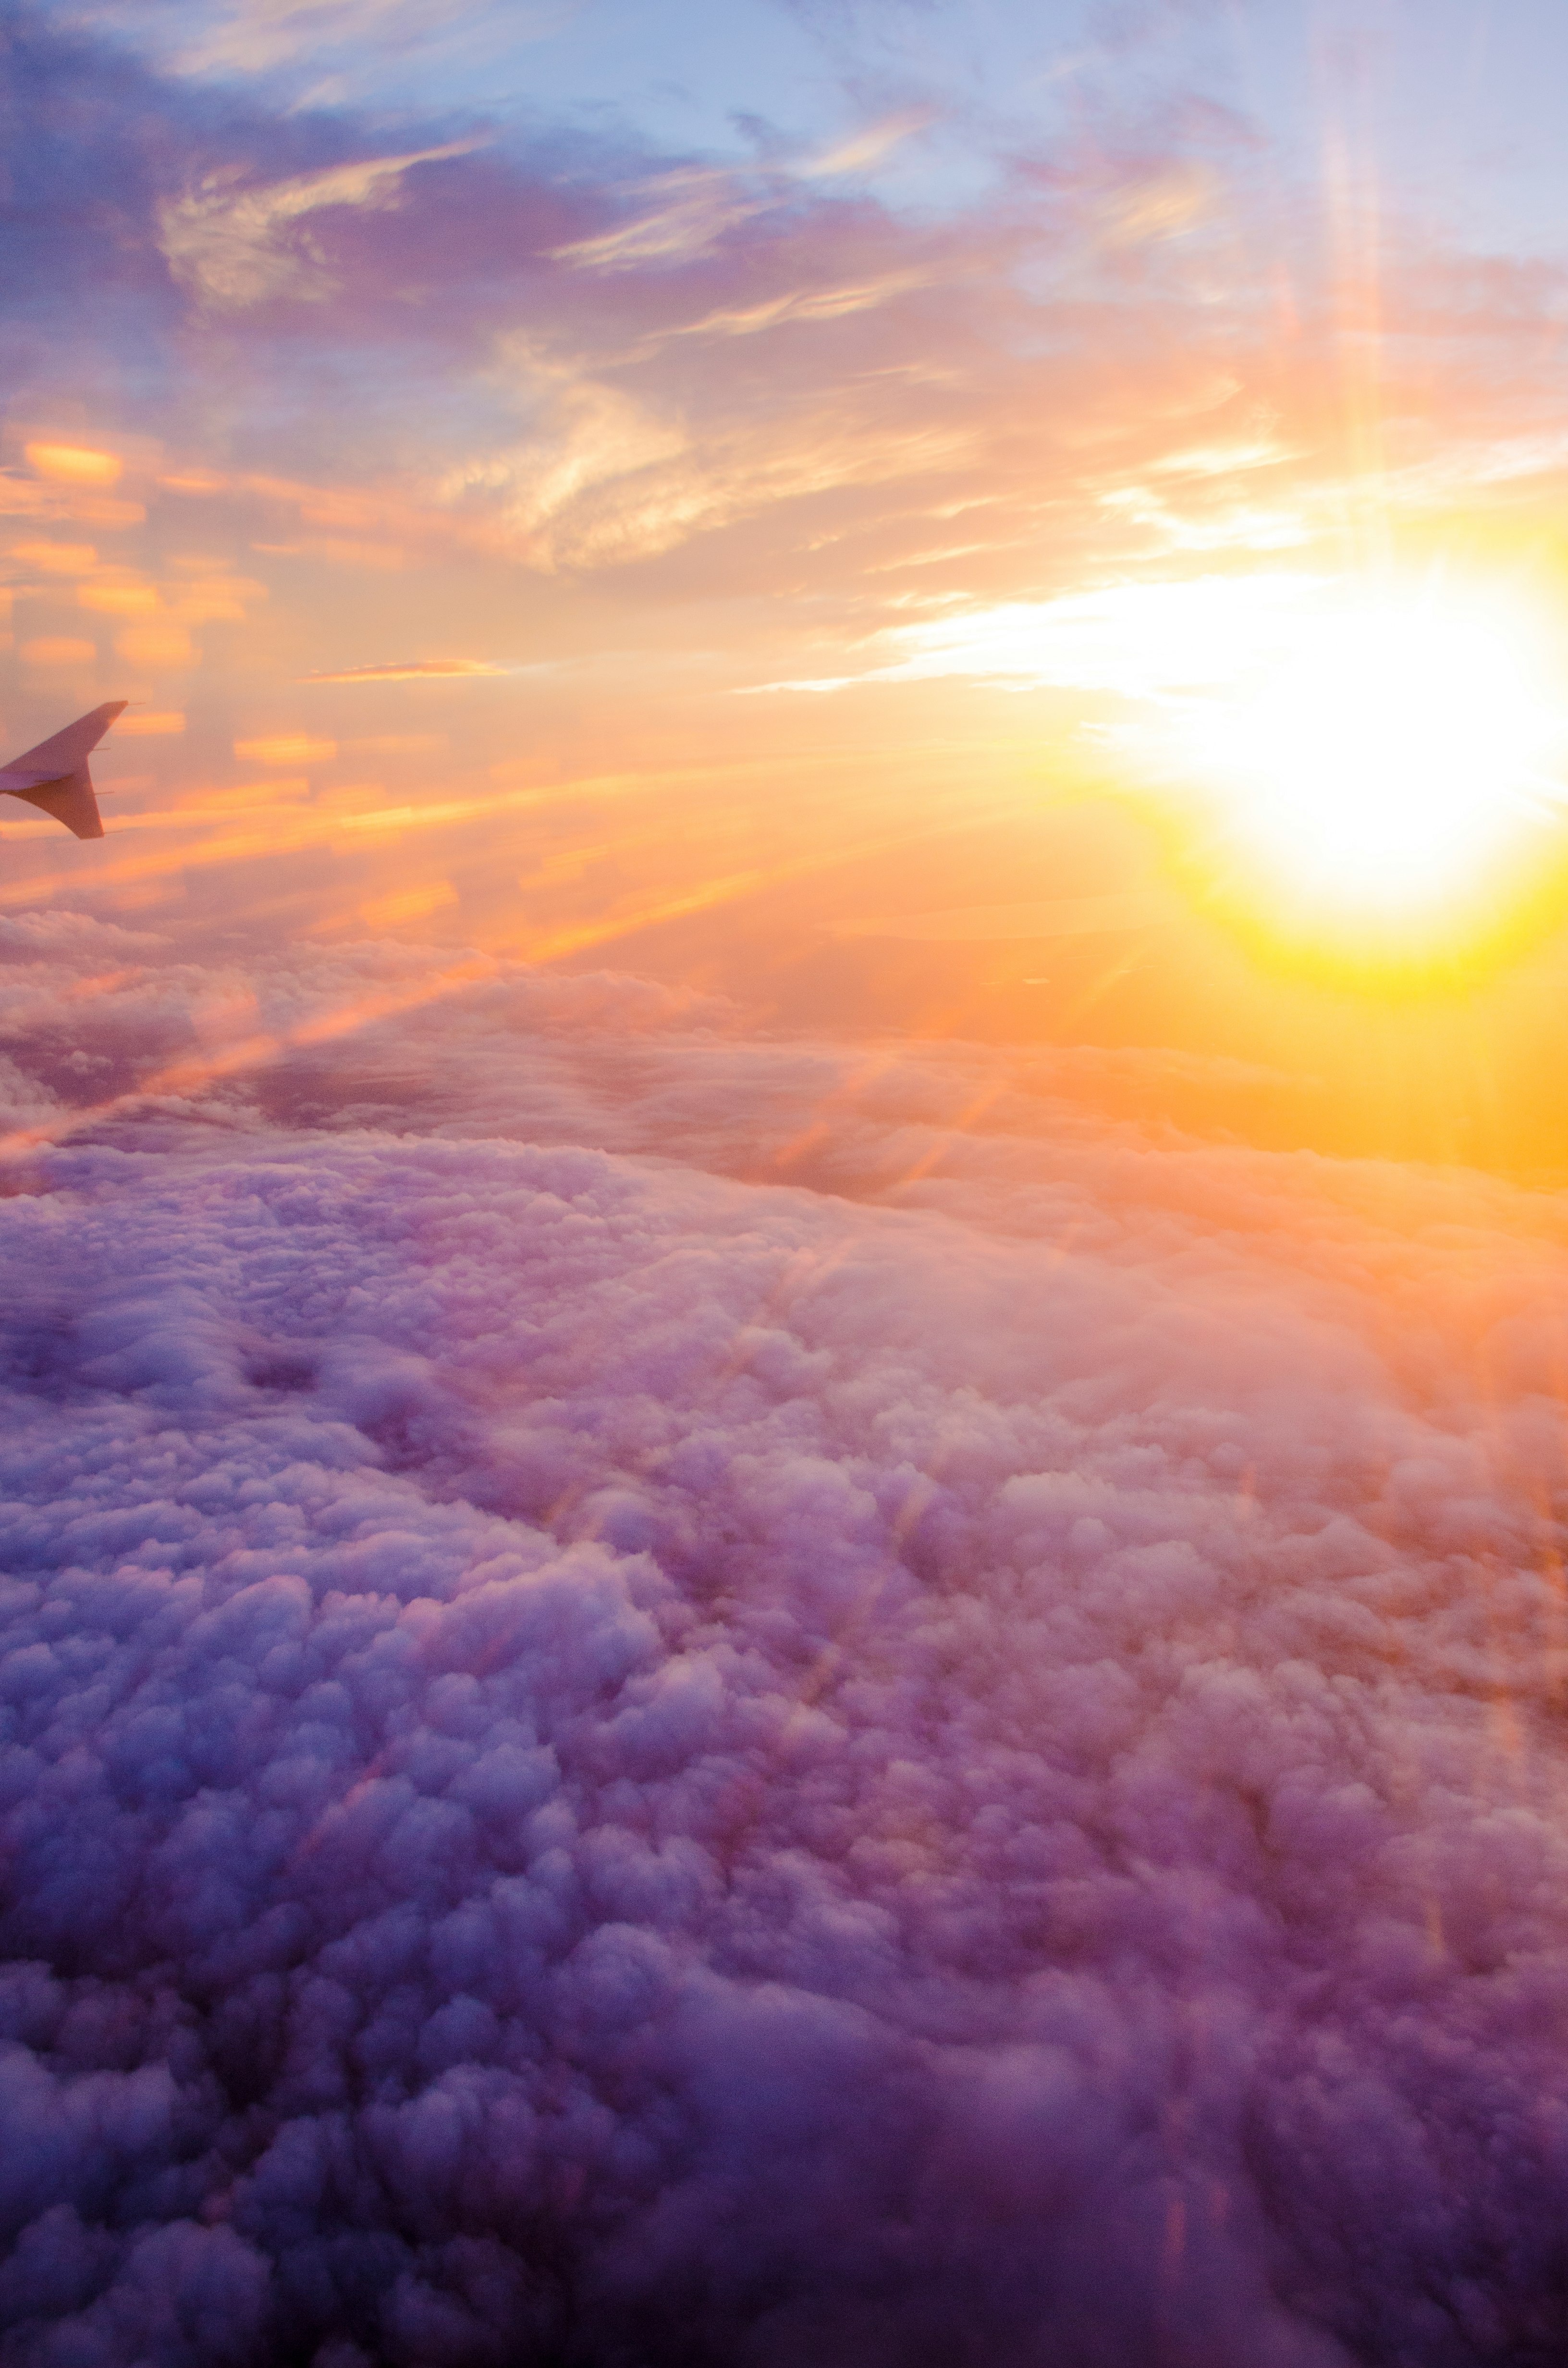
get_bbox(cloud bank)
[3,916,1568,2364]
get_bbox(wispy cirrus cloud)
[159,138,486,306]
[548,165,771,271]
[14,0,1568,625]
[796,105,935,180]
[46,0,580,87]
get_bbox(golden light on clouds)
[348,735,447,754]
[360,879,459,929]
[12,542,97,575]
[21,636,96,668]
[115,710,185,737]
[301,660,507,683]
[234,735,337,765]
[172,777,312,814]
[116,624,194,668]
[78,583,162,617]
[25,443,123,485]
[172,588,245,623]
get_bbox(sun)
[1169,577,1568,928]
[883,565,1568,963]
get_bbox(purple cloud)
[0,916,1567,2362]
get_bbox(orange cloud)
[115,710,186,737]
[301,660,509,682]
[21,636,96,667]
[234,735,336,764]
[116,623,194,668]
[26,442,123,485]
[360,879,459,929]
[78,582,161,617]
[11,541,97,574]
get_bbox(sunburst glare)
[1169,578,1568,919]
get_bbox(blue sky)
[42,0,1568,261]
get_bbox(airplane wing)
[0,700,126,839]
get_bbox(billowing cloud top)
[2,917,1568,2363]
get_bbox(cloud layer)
[11,8,1568,2356]
[3,917,1568,2364]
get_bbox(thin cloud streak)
[159,138,489,307]
[300,660,517,681]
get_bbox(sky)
[9,4,1568,2362]
[6,0,1568,1158]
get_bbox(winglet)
[0,701,127,839]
